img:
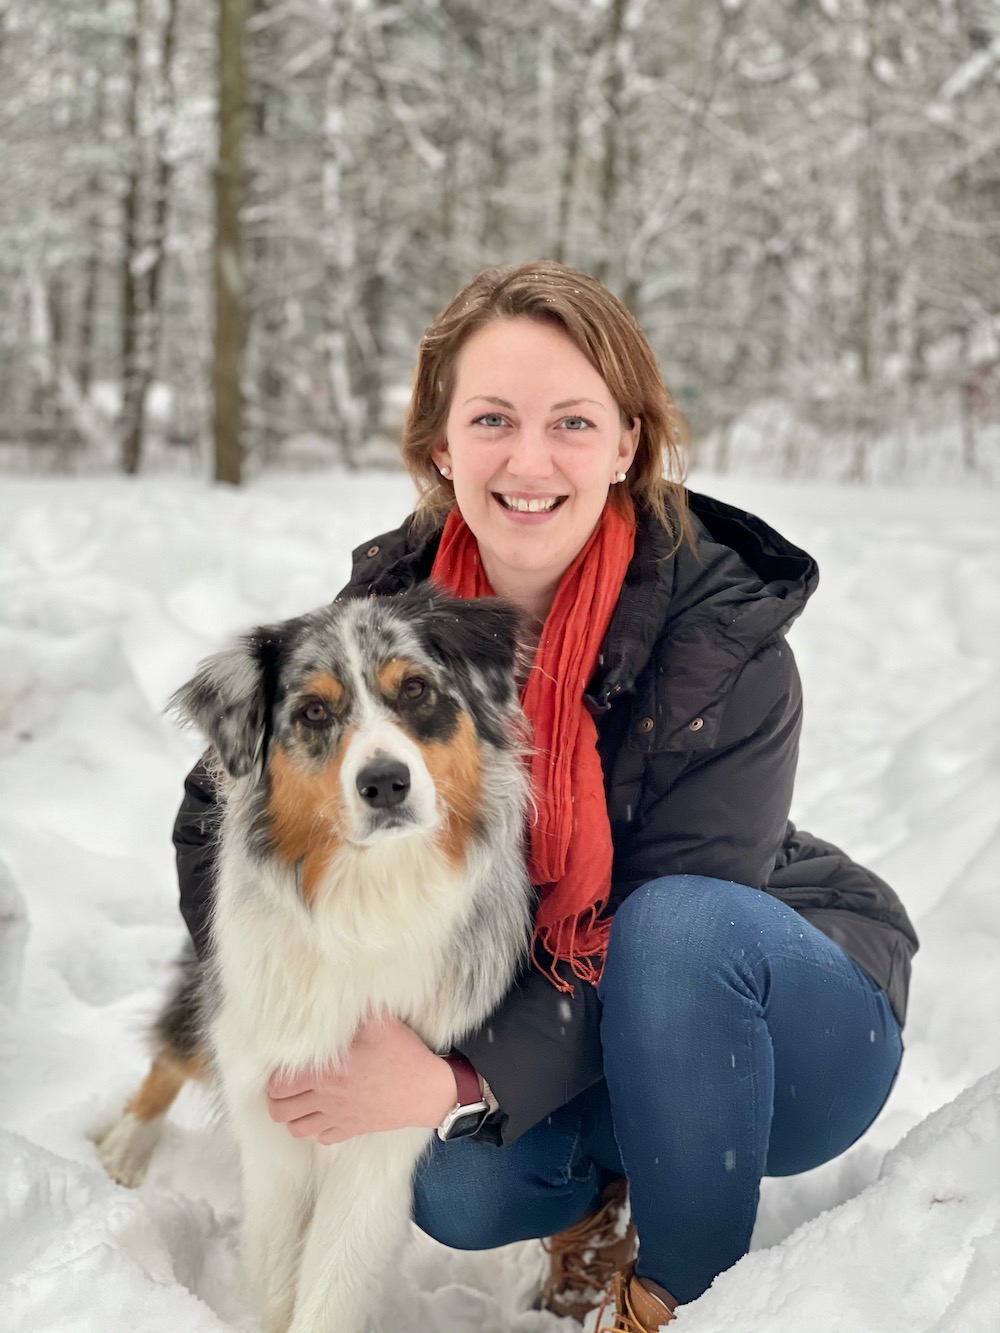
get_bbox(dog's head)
[172,588,523,889]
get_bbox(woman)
[175,262,917,1330]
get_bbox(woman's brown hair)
[401,260,691,546]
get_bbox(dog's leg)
[287,1129,428,1333]
[232,1098,316,1333]
[96,1050,203,1186]
[97,946,206,1187]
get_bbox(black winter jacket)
[174,491,918,1144]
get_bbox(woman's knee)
[412,1102,603,1251]
[604,875,766,977]
[413,1153,513,1250]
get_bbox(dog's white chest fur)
[211,832,482,1088]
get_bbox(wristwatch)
[437,1050,492,1141]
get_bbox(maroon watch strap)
[442,1049,483,1107]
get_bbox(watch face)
[442,1107,488,1140]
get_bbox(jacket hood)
[586,490,819,721]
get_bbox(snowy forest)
[3,0,1000,484]
[4,5,1000,1331]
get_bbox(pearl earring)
[615,472,627,483]
[439,465,452,480]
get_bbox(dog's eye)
[297,699,332,727]
[400,676,429,702]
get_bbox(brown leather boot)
[539,1176,637,1323]
[596,1262,677,1332]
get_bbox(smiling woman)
[171,260,917,1332]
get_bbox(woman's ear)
[617,417,640,473]
[431,443,453,480]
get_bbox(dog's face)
[173,588,522,897]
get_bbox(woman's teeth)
[498,495,561,513]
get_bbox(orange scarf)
[431,503,636,990]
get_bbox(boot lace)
[541,1178,633,1314]
[595,1265,675,1333]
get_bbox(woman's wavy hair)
[401,260,691,547]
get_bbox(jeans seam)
[559,1119,585,1188]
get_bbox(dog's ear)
[171,627,289,778]
[417,592,521,680]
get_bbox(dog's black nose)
[356,758,411,809]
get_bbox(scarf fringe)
[534,907,612,993]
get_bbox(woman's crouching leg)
[598,874,903,1305]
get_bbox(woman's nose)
[506,426,553,477]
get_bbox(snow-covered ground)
[1,470,998,1333]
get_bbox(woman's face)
[433,318,638,616]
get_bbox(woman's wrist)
[425,1053,466,1128]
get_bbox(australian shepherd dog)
[97,587,532,1333]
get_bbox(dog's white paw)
[94,1111,163,1187]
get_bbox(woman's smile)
[493,491,568,518]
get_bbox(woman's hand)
[266,1015,459,1145]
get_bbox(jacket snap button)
[366,545,380,558]
[638,717,654,734]
[689,717,704,731]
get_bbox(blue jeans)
[413,875,903,1304]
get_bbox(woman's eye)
[401,676,429,701]
[559,416,593,431]
[298,700,332,727]
[472,412,507,428]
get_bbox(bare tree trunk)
[850,0,881,485]
[350,1,412,443]
[358,266,385,438]
[537,24,559,258]
[550,19,606,267]
[213,0,246,485]
[78,21,107,400]
[960,333,979,475]
[121,0,179,475]
[593,0,629,287]
[321,0,365,468]
[120,0,143,473]
[28,264,56,412]
[438,129,459,293]
[552,100,581,266]
[243,0,281,462]
[960,394,978,475]
[479,118,510,257]
[78,207,102,399]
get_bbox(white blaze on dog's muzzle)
[339,719,440,843]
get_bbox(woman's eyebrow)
[551,398,607,412]
[462,395,607,411]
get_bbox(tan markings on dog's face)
[375,657,432,702]
[267,738,350,904]
[419,710,483,869]
[298,671,346,716]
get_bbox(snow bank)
[0,1130,238,1333]
[1,471,998,1331]
[679,1067,1000,1333]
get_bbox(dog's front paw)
[93,1112,163,1187]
